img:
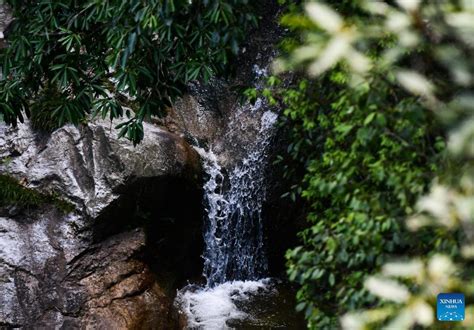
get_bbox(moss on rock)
[0,174,74,213]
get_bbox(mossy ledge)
[0,174,74,213]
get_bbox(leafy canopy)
[0,0,257,144]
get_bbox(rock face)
[1,119,200,218]
[0,120,203,328]
[0,4,12,48]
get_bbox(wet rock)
[162,1,283,172]
[0,119,202,328]
[0,4,12,49]
[76,229,176,330]
[0,119,201,218]
[165,91,226,146]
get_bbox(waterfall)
[197,109,277,286]
[175,63,279,328]
[176,67,278,329]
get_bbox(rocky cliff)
[0,120,203,328]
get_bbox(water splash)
[175,279,273,329]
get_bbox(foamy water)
[175,62,280,329]
[175,279,273,329]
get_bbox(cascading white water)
[175,64,279,328]
[200,109,278,286]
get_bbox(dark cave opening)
[92,175,204,290]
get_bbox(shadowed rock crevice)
[92,175,204,290]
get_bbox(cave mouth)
[92,175,204,290]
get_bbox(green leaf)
[364,112,376,126]
[335,124,354,136]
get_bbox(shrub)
[268,0,466,327]
[0,0,257,144]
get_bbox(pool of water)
[175,278,306,329]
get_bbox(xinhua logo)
[437,293,465,322]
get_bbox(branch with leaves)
[0,0,257,144]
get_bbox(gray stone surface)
[0,120,201,328]
[0,3,11,48]
[0,119,200,218]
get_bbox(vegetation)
[273,76,448,328]
[0,174,74,213]
[0,0,257,143]
[1,0,473,329]
[272,0,473,328]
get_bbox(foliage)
[274,0,474,329]
[0,0,257,143]
[342,144,474,328]
[266,1,473,328]
[281,78,449,328]
[334,1,474,327]
[0,174,74,213]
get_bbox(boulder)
[0,119,201,218]
[0,120,203,328]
